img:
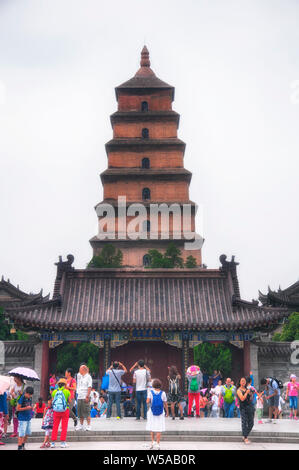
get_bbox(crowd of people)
[0,361,298,449]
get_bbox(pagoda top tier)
[115,46,174,100]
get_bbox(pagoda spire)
[135,45,155,77]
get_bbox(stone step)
[5,433,299,444]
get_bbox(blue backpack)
[151,390,164,416]
[101,374,109,391]
[52,389,67,412]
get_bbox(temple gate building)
[1,47,292,399]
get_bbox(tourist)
[187,368,202,418]
[0,390,8,445]
[210,389,220,418]
[256,391,264,424]
[167,366,184,420]
[98,396,108,418]
[106,361,127,419]
[33,397,46,418]
[237,377,255,445]
[16,385,34,450]
[221,378,236,418]
[130,360,151,421]
[50,378,71,448]
[76,365,92,431]
[210,370,223,388]
[261,377,280,422]
[90,387,100,407]
[65,368,77,427]
[286,374,299,420]
[40,396,54,448]
[146,378,168,450]
[199,390,209,418]
[9,375,25,438]
[123,395,135,417]
[49,374,57,390]
[90,404,99,418]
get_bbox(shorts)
[167,393,183,403]
[289,396,298,409]
[77,399,91,419]
[18,420,31,437]
[268,395,280,408]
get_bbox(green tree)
[56,342,99,375]
[88,244,123,268]
[193,342,232,377]
[272,312,299,342]
[185,255,197,268]
[147,243,184,268]
[0,307,28,340]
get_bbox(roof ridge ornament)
[135,45,156,78]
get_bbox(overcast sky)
[0,0,298,302]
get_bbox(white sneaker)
[50,442,56,448]
[60,441,69,448]
[85,425,91,431]
[75,424,83,431]
[154,443,160,450]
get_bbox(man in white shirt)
[76,364,92,431]
[130,360,151,420]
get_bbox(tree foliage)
[147,243,184,268]
[185,255,197,268]
[272,312,299,342]
[194,342,232,377]
[56,342,99,375]
[0,307,28,340]
[88,244,123,268]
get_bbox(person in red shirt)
[65,368,77,427]
[34,397,46,418]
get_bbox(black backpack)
[270,378,283,390]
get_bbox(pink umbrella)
[0,375,11,394]
[187,365,201,377]
[8,367,40,381]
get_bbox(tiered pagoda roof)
[259,281,299,310]
[3,255,289,332]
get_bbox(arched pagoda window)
[142,188,151,200]
[142,219,151,233]
[142,157,150,169]
[141,101,149,112]
[143,254,151,267]
[142,128,149,139]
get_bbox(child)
[199,391,208,418]
[286,374,299,420]
[146,378,168,450]
[34,397,46,418]
[256,391,264,424]
[98,396,108,418]
[90,404,99,418]
[40,397,54,448]
[16,386,34,450]
[210,389,219,418]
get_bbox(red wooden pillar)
[243,340,251,377]
[41,340,50,401]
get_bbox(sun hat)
[290,374,297,379]
[57,378,67,385]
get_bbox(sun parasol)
[0,375,11,394]
[186,365,201,377]
[8,367,40,382]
